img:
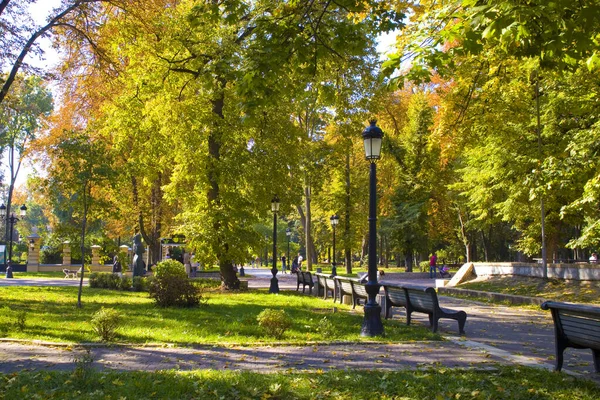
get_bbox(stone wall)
[472,262,600,281]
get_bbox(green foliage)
[88,273,145,292]
[90,307,122,342]
[256,309,292,339]
[154,259,186,279]
[316,316,336,338]
[149,260,202,307]
[1,367,599,399]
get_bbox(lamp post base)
[269,267,279,294]
[361,302,384,337]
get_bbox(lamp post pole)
[330,215,339,276]
[286,228,291,274]
[0,204,27,274]
[361,120,384,337]
[269,195,280,294]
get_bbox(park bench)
[383,283,408,319]
[403,286,467,335]
[296,271,314,294]
[334,277,369,309]
[350,280,369,308]
[541,301,600,373]
[315,273,336,301]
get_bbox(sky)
[7,1,398,189]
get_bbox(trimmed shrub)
[256,309,292,339]
[132,276,148,292]
[149,260,202,307]
[118,276,132,291]
[91,307,122,342]
[89,272,101,288]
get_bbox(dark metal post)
[269,197,279,294]
[286,228,291,274]
[332,223,337,276]
[361,161,384,336]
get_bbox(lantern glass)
[20,204,27,217]
[0,204,5,217]
[271,196,280,212]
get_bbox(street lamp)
[269,195,280,294]
[330,214,339,276]
[361,120,384,337]
[0,204,27,273]
[285,227,291,274]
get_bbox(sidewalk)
[0,269,598,383]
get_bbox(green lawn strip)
[0,286,438,344]
[2,366,598,400]
[0,271,69,279]
[458,276,600,305]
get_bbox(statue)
[132,233,145,277]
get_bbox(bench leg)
[555,340,567,372]
[296,282,300,291]
[302,284,306,294]
[351,294,357,310]
[457,312,467,335]
[384,303,391,319]
[406,311,412,326]
[593,349,600,373]
[431,315,438,333]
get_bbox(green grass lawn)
[0,271,69,279]
[0,286,439,344]
[2,366,598,399]
[459,276,600,305]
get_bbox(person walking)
[429,252,437,279]
[298,252,303,270]
[281,255,287,274]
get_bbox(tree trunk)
[209,80,238,289]
[344,150,352,273]
[405,248,413,272]
[77,182,89,309]
[304,181,313,271]
[457,208,471,263]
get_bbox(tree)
[0,74,52,241]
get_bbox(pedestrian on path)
[298,253,303,270]
[429,252,437,279]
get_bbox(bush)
[89,272,101,288]
[132,276,148,292]
[256,309,292,339]
[119,276,132,291]
[419,261,429,273]
[316,316,335,337]
[90,307,122,342]
[149,260,202,307]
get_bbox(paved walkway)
[0,270,598,383]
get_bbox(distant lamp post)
[0,204,27,272]
[285,227,291,274]
[361,120,384,337]
[269,195,280,294]
[330,214,339,276]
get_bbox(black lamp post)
[285,227,291,274]
[361,120,384,337]
[0,204,27,271]
[269,195,280,294]
[330,214,339,276]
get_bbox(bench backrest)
[351,281,368,299]
[301,271,313,284]
[384,284,407,307]
[315,273,335,290]
[405,287,439,313]
[542,301,600,350]
[334,277,354,296]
